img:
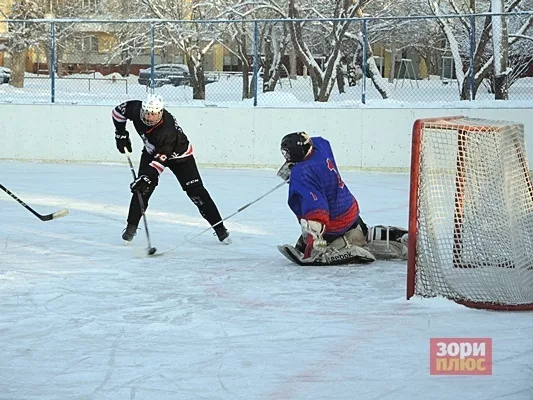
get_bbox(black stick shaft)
[125,153,154,251]
[0,183,68,221]
[0,183,44,219]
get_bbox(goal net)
[407,116,533,310]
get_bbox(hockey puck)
[148,247,157,256]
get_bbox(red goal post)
[407,116,533,310]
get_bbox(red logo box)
[430,338,492,375]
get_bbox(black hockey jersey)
[112,100,193,177]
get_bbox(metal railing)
[0,12,532,106]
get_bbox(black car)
[0,67,11,84]
[138,64,218,88]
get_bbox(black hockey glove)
[115,130,132,154]
[130,175,154,196]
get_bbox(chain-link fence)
[0,13,532,106]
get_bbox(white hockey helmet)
[140,94,164,126]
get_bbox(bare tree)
[429,0,533,100]
[6,0,45,87]
[262,22,290,92]
[287,0,366,102]
[106,0,152,77]
[206,1,256,99]
[141,0,218,100]
[491,0,509,99]
[48,1,97,77]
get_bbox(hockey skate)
[214,225,232,245]
[122,223,138,243]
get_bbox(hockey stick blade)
[52,208,69,219]
[39,208,69,221]
[1,183,69,222]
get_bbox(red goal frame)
[406,116,533,311]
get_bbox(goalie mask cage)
[407,116,533,310]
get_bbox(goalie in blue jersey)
[277,132,408,266]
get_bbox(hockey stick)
[155,180,288,256]
[202,180,288,234]
[0,183,68,221]
[124,151,157,256]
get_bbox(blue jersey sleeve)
[288,163,330,225]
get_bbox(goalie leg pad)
[328,225,367,250]
[366,240,407,260]
[366,225,408,260]
[278,243,375,266]
[324,245,375,265]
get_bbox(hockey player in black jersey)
[112,94,231,244]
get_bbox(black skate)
[122,223,138,242]
[214,225,232,245]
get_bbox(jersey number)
[326,158,345,189]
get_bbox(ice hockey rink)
[1,161,532,400]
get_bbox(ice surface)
[1,162,532,400]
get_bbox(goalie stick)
[0,183,69,221]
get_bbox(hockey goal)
[407,116,533,310]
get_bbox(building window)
[82,0,100,12]
[73,35,99,52]
[223,55,239,72]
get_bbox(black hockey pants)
[127,151,224,229]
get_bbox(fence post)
[253,20,259,107]
[150,23,155,92]
[361,19,368,105]
[469,14,476,100]
[50,22,55,103]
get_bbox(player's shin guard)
[186,186,231,243]
[127,190,153,227]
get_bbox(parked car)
[0,67,11,84]
[138,64,218,87]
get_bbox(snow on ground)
[1,72,532,107]
[1,161,532,400]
